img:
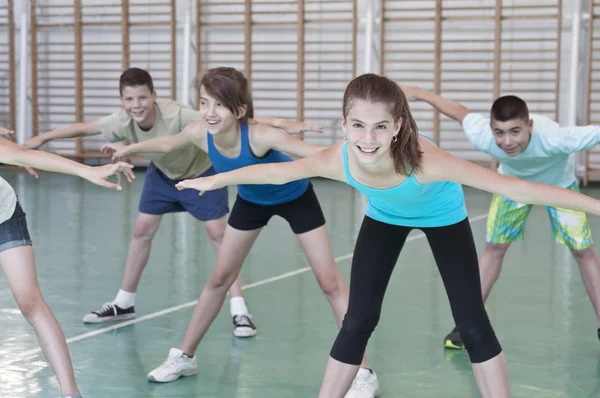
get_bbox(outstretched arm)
[23,120,102,149]
[252,123,328,159]
[176,143,344,195]
[253,116,323,135]
[421,140,600,215]
[0,138,135,190]
[100,121,202,161]
[401,86,470,124]
[530,115,600,155]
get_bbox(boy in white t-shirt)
[404,86,600,349]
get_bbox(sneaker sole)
[82,313,136,324]
[233,329,257,338]
[148,369,198,383]
[444,339,465,350]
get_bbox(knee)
[572,246,597,264]
[207,268,236,291]
[205,219,226,245]
[15,291,46,319]
[341,311,380,337]
[485,243,510,258]
[133,220,160,242]
[317,272,345,299]
[457,313,502,363]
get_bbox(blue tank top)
[207,120,309,205]
[342,138,467,227]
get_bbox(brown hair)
[343,73,422,176]
[490,95,529,123]
[195,67,254,119]
[119,67,154,95]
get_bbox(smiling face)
[490,117,532,156]
[199,85,245,135]
[120,85,156,128]
[342,99,401,166]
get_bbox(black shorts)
[228,183,326,234]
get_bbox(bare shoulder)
[249,120,278,140]
[311,141,345,180]
[183,119,209,145]
[415,136,460,183]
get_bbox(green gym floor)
[1,169,600,397]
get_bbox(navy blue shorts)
[139,163,229,222]
[0,201,32,253]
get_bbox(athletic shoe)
[345,367,382,398]
[147,348,198,383]
[444,327,465,349]
[233,314,257,337]
[82,302,135,324]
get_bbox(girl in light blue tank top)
[145,67,382,390]
[341,136,467,228]
[178,73,600,397]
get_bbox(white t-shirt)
[462,113,600,188]
[0,176,17,225]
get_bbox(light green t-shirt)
[0,177,17,225]
[99,99,211,180]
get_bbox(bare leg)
[203,216,244,298]
[318,357,361,398]
[571,245,600,328]
[180,226,261,355]
[1,246,80,395]
[120,212,162,292]
[471,353,510,398]
[479,243,511,302]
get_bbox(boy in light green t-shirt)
[25,67,320,337]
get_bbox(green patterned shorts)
[486,182,593,250]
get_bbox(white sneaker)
[232,314,257,338]
[345,368,382,398]
[147,348,198,383]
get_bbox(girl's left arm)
[420,140,600,216]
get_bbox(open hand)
[280,120,323,135]
[175,175,223,196]
[100,143,129,161]
[83,162,135,190]
[0,127,15,140]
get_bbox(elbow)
[500,179,538,204]
[3,145,27,167]
[267,168,292,185]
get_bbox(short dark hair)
[490,95,529,122]
[119,67,154,95]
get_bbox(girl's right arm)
[175,142,345,195]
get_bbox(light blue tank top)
[207,119,309,205]
[342,139,467,227]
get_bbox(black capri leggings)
[330,216,502,364]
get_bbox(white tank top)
[0,177,17,224]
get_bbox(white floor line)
[3,213,488,366]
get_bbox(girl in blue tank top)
[179,73,600,398]
[127,67,380,391]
